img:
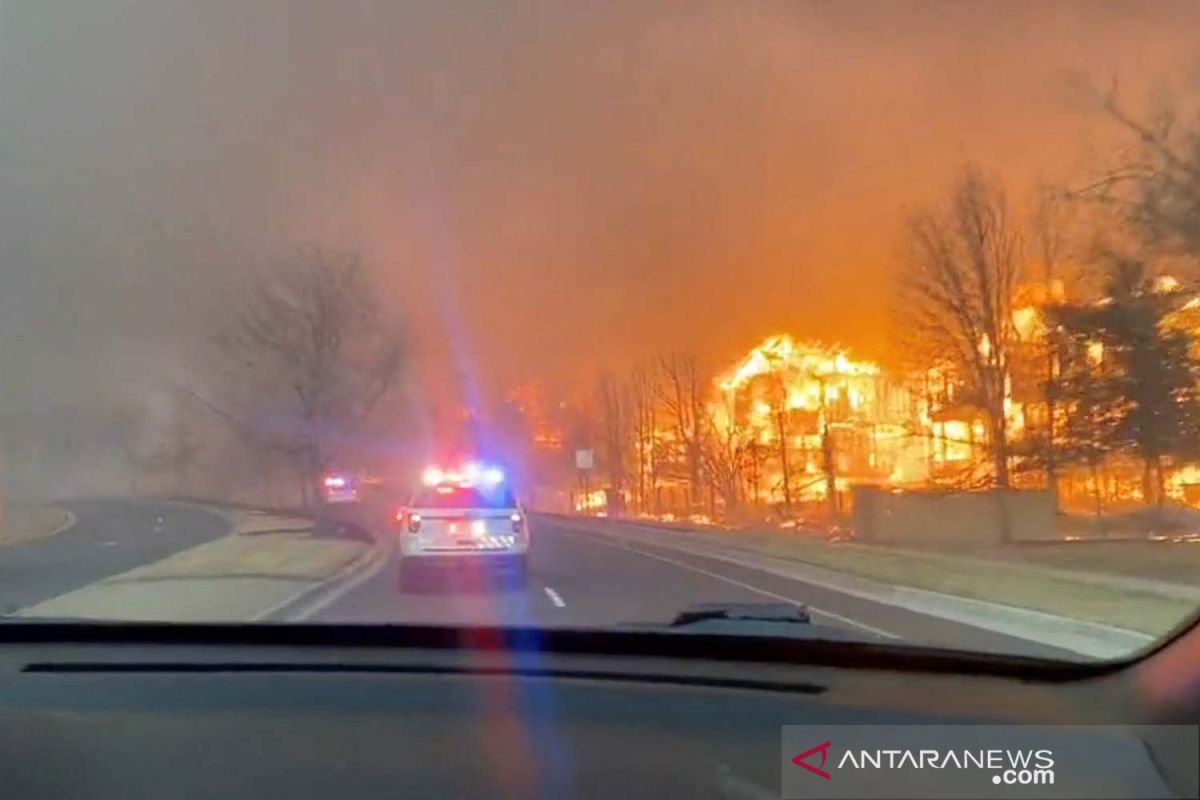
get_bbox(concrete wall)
[852,486,1057,545]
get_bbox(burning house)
[712,335,929,515]
[547,273,1200,522]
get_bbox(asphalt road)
[0,499,231,615]
[0,501,1079,658]
[309,514,1076,659]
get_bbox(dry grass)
[644,524,1198,635]
[113,532,364,582]
[950,539,1200,585]
[0,505,73,544]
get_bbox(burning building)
[552,275,1200,521]
[712,335,930,515]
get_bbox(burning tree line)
[575,340,902,523]
[897,88,1200,517]
[573,91,1200,522]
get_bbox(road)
[0,499,230,615]
[0,500,1077,657]
[307,514,1076,658]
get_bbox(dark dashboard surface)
[0,625,1191,799]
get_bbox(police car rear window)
[412,487,516,509]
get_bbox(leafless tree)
[700,392,750,518]
[656,354,706,510]
[629,363,660,514]
[743,439,767,506]
[817,377,838,519]
[1027,185,1078,497]
[898,165,1023,495]
[113,404,173,494]
[1074,88,1200,265]
[213,248,405,506]
[766,372,795,513]
[595,371,629,512]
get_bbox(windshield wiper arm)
[670,603,811,628]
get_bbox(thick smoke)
[0,1,1196,502]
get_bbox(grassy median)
[0,505,74,545]
[639,524,1199,636]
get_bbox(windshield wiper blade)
[670,603,811,628]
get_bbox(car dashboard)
[0,623,1196,799]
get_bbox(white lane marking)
[543,586,566,608]
[101,541,118,547]
[572,531,897,640]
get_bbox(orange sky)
[2,1,1199,413]
[327,1,1200,397]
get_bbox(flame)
[712,334,922,507]
[719,334,878,392]
[1012,306,1040,340]
[1156,275,1181,292]
[710,329,1043,508]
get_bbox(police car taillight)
[510,512,523,534]
[407,513,422,534]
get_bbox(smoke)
[0,0,1197,501]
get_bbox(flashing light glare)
[470,520,487,536]
[510,512,522,523]
[424,462,504,487]
[324,476,347,489]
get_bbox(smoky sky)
[2,0,1199,413]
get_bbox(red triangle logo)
[792,740,832,780]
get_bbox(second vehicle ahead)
[396,466,529,589]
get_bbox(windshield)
[3,1,1200,662]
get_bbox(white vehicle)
[397,468,529,588]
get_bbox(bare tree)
[899,166,1023,495]
[743,439,766,506]
[214,249,405,506]
[595,372,629,513]
[113,404,172,494]
[700,392,750,518]
[656,354,706,510]
[629,363,660,514]
[766,372,794,513]
[1027,186,1077,498]
[816,377,838,519]
[1076,89,1200,264]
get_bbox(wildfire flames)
[718,334,879,393]
[711,334,931,509]
[708,330,1034,513]
[554,279,1200,518]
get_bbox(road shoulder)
[15,505,386,622]
[0,505,76,545]
[553,516,1155,659]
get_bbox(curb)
[595,514,1200,602]
[251,529,394,622]
[553,516,1155,659]
[0,507,78,546]
[47,509,77,539]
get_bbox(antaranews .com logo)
[781,725,1198,800]
[792,739,1055,786]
